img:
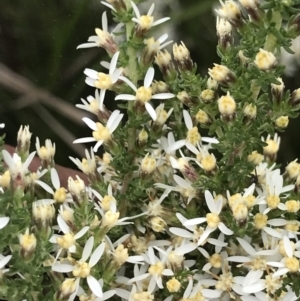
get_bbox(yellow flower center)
[209,253,222,268]
[136,86,152,103]
[148,261,164,276]
[266,195,280,209]
[102,195,115,211]
[95,73,113,90]
[92,123,111,142]
[73,261,91,278]
[186,126,201,146]
[254,213,268,229]
[206,212,220,228]
[139,15,154,30]
[285,256,299,272]
[166,277,181,293]
[54,187,67,203]
[57,233,76,249]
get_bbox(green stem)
[264,10,282,52]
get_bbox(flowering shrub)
[1,0,300,300]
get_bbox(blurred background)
[0,0,300,168]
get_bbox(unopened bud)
[271,77,284,101]
[173,42,193,72]
[247,151,263,165]
[150,216,167,232]
[218,92,236,117]
[138,129,148,146]
[238,0,261,22]
[151,80,169,94]
[155,50,176,81]
[58,278,78,301]
[141,153,156,175]
[238,50,250,65]
[288,13,300,36]
[68,176,86,203]
[290,88,300,106]
[215,0,243,27]
[36,137,56,167]
[232,202,248,224]
[286,159,300,179]
[200,89,215,103]
[32,200,55,228]
[113,244,129,266]
[19,228,37,259]
[177,91,198,107]
[216,17,233,49]
[196,110,210,125]
[207,77,218,90]
[254,49,276,71]
[208,64,235,86]
[17,125,32,156]
[243,103,257,120]
[275,116,289,129]
[263,133,280,161]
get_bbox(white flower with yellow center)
[84,52,122,111]
[184,190,233,245]
[52,236,105,299]
[92,183,117,212]
[73,110,124,152]
[76,90,102,115]
[50,215,89,261]
[35,168,72,203]
[131,1,170,32]
[77,11,122,52]
[115,67,174,121]
[69,148,97,175]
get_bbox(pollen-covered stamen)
[54,187,67,203]
[284,256,299,273]
[206,213,220,228]
[95,73,113,90]
[136,86,152,103]
[57,233,76,249]
[138,15,154,30]
[254,213,268,229]
[266,195,280,209]
[72,261,91,278]
[102,195,116,211]
[186,127,201,146]
[133,292,154,301]
[209,253,222,268]
[148,261,164,276]
[92,123,111,142]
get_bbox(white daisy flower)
[69,148,97,175]
[52,236,105,298]
[50,215,89,261]
[115,67,174,121]
[77,11,122,53]
[84,51,122,111]
[131,1,170,32]
[73,110,124,152]
[184,190,233,245]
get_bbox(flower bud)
[17,125,32,156]
[271,77,284,102]
[254,49,276,71]
[68,176,87,204]
[32,200,55,228]
[150,216,167,232]
[173,42,193,72]
[247,151,263,165]
[36,137,56,168]
[177,91,198,107]
[200,89,215,103]
[215,0,243,28]
[238,50,250,65]
[151,80,169,94]
[232,202,248,224]
[262,133,280,161]
[275,116,289,129]
[166,278,181,293]
[57,278,78,301]
[218,92,236,118]
[154,104,173,128]
[290,88,300,106]
[208,64,235,86]
[138,129,148,146]
[113,244,129,266]
[0,171,11,189]
[238,0,261,22]
[216,17,233,49]
[243,103,257,121]
[201,153,217,172]
[286,159,300,179]
[196,110,211,125]
[19,228,37,259]
[155,50,176,81]
[207,77,218,90]
[141,153,156,175]
[288,13,300,36]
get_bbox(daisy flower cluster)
[1,0,300,301]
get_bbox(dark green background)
[0,0,300,168]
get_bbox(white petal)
[2,150,14,168]
[73,137,96,144]
[74,226,89,239]
[145,102,157,121]
[87,275,103,298]
[205,190,217,213]
[201,137,219,144]
[173,175,190,189]
[0,255,11,269]
[152,93,174,100]
[82,236,94,261]
[184,217,206,226]
[119,76,137,92]
[35,180,54,194]
[0,217,9,229]
[219,222,233,235]
[147,3,154,16]
[283,236,293,258]
[52,263,74,273]
[108,112,123,133]
[227,256,251,263]
[89,242,105,267]
[109,51,120,74]
[268,218,287,226]
[127,255,144,263]
[77,42,98,49]
[101,1,116,12]
[183,110,193,129]
[162,269,174,276]
[202,289,221,298]
[84,68,98,79]
[85,78,96,87]
[130,1,140,18]
[144,67,154,88]
[51,168,60,190]
[82,117,97,131]
[272,268,289,277]
[115,94,136,101]
[175,243,197,255]
[153,17,171,27]
[93,140,104,152]
[101,11,108,32]
[23,151,36,170]
[57,215,70,234]
[243,282,266,294]
[169,227,192,238]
